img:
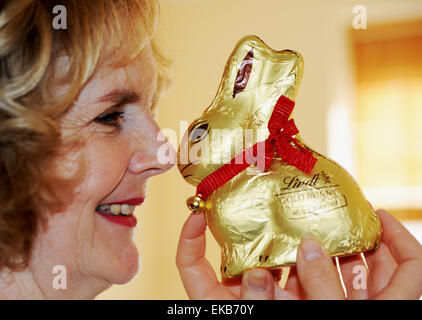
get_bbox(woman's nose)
[127,128,176,176]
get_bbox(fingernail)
[300,232,323,261]
[246,269,268,292]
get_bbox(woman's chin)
[106,242,140,285]
[91,211,142,284]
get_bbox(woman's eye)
[94,111,125,128]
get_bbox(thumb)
[296,232,346,300]
[240,268,275,300]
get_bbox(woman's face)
[36,44,174,286]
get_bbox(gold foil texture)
[177,35,382,281]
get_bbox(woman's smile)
[95,197,145,227]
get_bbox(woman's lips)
[95,197,145,227]
[96,212,137,227]
[108,197,145,206]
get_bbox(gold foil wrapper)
[177,35,382,281]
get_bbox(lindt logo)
[282,171,331,190]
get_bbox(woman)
[0,0,421,300]
[0,0,173,298]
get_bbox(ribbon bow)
[263,95,316,173]
[194,95,317,202]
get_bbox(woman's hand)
[287,209,422,299]
[176,212,295,299]
[176,209,422,299]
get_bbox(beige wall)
[97,0,422,299]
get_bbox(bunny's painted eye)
[189,121,209,144]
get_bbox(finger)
[296,232,346,300]
[374,210,422,299]
[365,242,397,297]
[340,203,395,298]
[376,209,422,263]
[274,285,299,300]
[240,268,275,300]
[176,212,222,299]
[284,267,306,299]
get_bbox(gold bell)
[186,195,205,214]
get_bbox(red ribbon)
[196,95,317,200]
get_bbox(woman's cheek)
[85,138,131,197]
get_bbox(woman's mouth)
[95,198,144,227]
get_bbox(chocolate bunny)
[177,35,381,282]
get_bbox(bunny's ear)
[233,49,254,98]
[206,36,303,113]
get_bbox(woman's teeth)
[96,204,136,216]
